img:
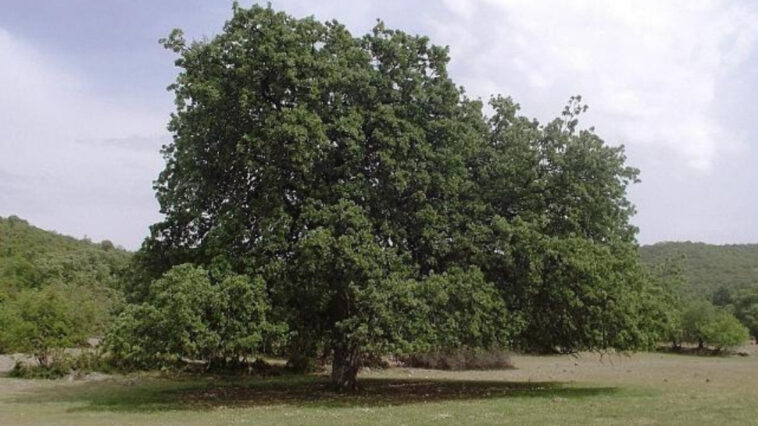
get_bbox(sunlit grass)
[1,351,757,425]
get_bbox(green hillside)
[0,215,131,332]
[640,242,758,299]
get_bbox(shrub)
[681,300,717,347]
[8,351,110,379]
[701,311,749,350]
[105,264,276,370]
[0,288,90,365]
[680,300,749,350]
[104,303,167,369]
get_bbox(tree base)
[331,345,360,392]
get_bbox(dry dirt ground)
[2,348,758,425]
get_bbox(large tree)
[132,4,658,390]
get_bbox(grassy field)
[2,351,758,425]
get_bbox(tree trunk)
[698,338,704,350]
[331,343,360,392]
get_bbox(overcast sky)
[1,0,757,249]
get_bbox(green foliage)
[730,287,758,342]
[0,287,92,364]
[699,310,749,350]
[642,258,687,347]
[680,300,717,346]
[134,4,658,389]
[105,264,275,370]
[453,95,654,354]
[285,200,424,362]
[103,303,164,369]
[679,300,748,350]
[417,267,511,350]
[216,273,275,360]
[641,245,758,349]
[486,229,657,353]
[0,216,130,293]
[640,256,755,352]
[639,242,758,301]
[0,215,130,346]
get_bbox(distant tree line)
[642,243,758,345]
[646,259,750,351]
[640,242,758,300]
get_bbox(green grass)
[2,351,758,425]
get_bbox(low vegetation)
[0,287,92,366]
[7,352,111,380]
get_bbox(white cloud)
[431,0,758,171]
[0,28,168,248]
[3,1,758,247]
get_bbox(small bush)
[400,348,513,370]
[8,352,111,379]
[701,311,750,351]
[0,288,92,364]
[361,353,390,369]
[680,300,749,350]
[9,361,67,379]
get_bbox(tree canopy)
[106,264,275,370]
[121,4,662,390]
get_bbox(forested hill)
[640,242,758,299]
[0,216,131,330]
[0,215,130,291]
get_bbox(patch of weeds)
[9,352,113,379]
